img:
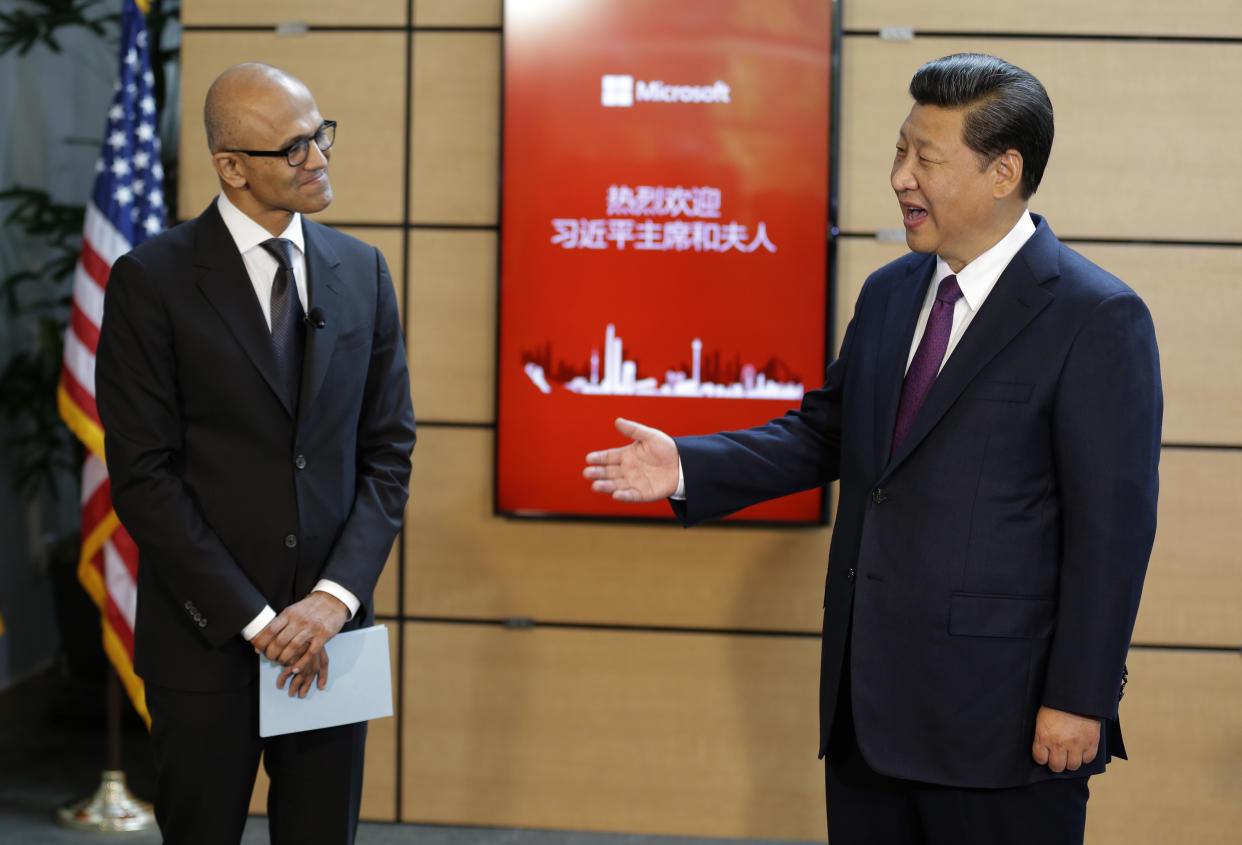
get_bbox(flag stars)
[109,104,124,122]
[114,186,134,206]
[133,178,146,195]
[133,151,150,170]
[111,159,131,178]
[125,49,138,68]
[136,123,154,142]
[140,95,155,115]
[144,215,162,236]
[148,188,164,208]
[108,131,126,150]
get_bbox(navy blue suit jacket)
[96,200,416,692]
[675,215,1161,788]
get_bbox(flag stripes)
[58,0,165,726]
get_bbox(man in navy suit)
[584,53,1161,844]
[96,63,415,844]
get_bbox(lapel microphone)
[305,307,327,329]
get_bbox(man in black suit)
[96,63,416,844]
[584,54,1161,844]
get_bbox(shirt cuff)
[241,606,276,641]
[670,458,686,500]
[314,579,360,620]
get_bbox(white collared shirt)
[904,211,1037,375]
[215,193,360,639]
[215,192,309,326]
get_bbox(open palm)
[583,417,680,502]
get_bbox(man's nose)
[891,158,915,193]
[304,141,328,169]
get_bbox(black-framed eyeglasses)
[226,120,336,167]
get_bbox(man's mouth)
[902,203,928,228]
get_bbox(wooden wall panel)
[175,6,1240,841]
[401,621,824,839]
[406,229,496,423]
[250,623,400,821]
[1086,649,1242,844]
[413,0,502,27]
[183,0,406,27]
[838,239,1242,445]
[843,0,1242,38]
[1136,450,1242,647]
[404,427,831,632]
[838,37,1241,242]
[178,33,407,224]
[409,33,501,225]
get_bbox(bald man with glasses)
[96,63,416,845]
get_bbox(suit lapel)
[873,254,936,475]
[192,201,294,415]
[298,220,342,423]
[884,218,1060,474]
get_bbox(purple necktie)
[260,237,305,408]
[891,275,963,457]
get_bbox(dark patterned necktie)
[260,237,305,409]
[891,274,963,457]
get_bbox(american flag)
[57,0,165,725]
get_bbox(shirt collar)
[933,211,1037,311]
[215,192,305,258]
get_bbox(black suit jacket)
[674,216,1161,788]
[96,200,416,692]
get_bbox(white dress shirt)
[215,193,360,640]
[903,211,1037,375]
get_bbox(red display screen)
[497,0,833,522]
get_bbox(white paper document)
[259,624,393,738]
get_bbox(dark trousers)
[824,647,1089,845]
[146,680,366,845]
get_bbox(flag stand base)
[56,770,156,832]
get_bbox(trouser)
[146,679,366,845]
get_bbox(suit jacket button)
[846,567,856,583]
[294,455,307,469]
[871,488,887,504]
[284,534,297,548]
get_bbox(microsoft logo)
[601,74,732,108]
[601,74,635,107]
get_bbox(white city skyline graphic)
[523,323,805,400]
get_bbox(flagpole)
[55,665,156,831]
[53,0,166,829]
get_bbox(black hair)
[909,53,1054,198]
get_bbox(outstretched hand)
[583,417,680,503]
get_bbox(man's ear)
[992,149,1024,200]
[212,152,248,189]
